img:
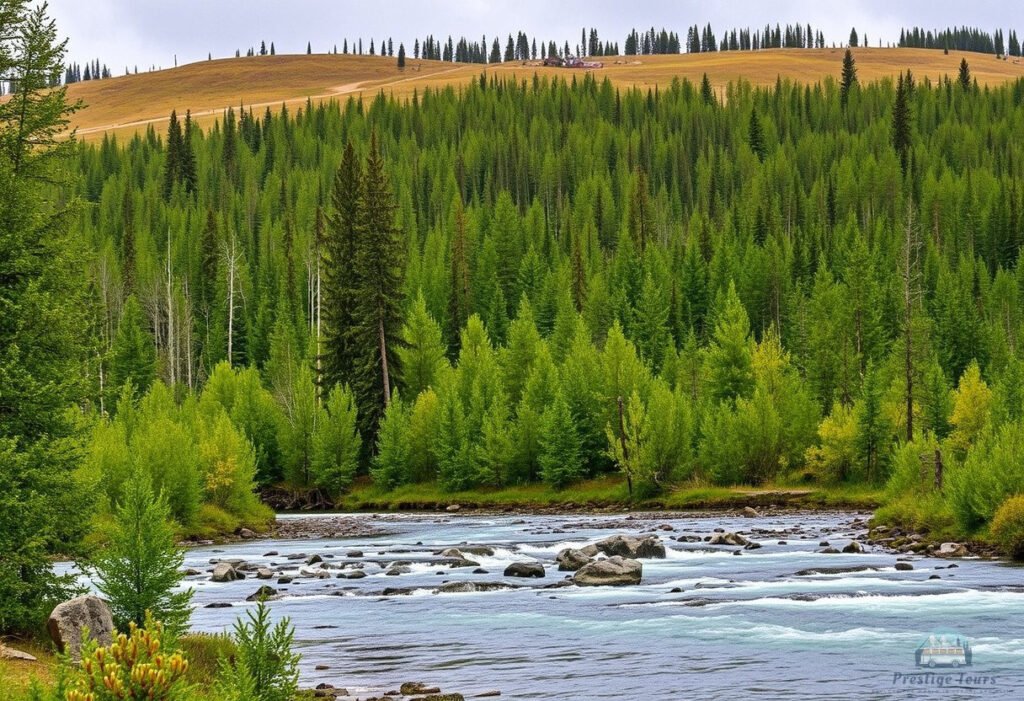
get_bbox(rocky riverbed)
[63,511,1024,699]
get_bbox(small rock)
[472,568,489,574]
[820,547,840,554]
[503,562,544,578]
[842,541,863,554]
[315,664,330,670]
[263,551,279,557]
[307,554,323,565]
[894,562,914,571]
[386,566,411,576]
[211,562,242,582]
[246,585,278,601]
[938,542,969,558]
[709,532,749,547]
[0,645,37,661]
[474,691,502,698]
[347,570,367,579]
[182,568,201,576]
[205,602,233,609]
[346,550,363,558]
[256,568,275,580]
[278,576,293,584]
[238,528,256,539]
[446,504,462,513]
[742,506,761,518]
[401,682,442,695]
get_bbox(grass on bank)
[337,475,884,512]
[0,634,237,701]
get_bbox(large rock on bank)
[573,556,643,586]
[47,595,115,661]
[593,534,666,559]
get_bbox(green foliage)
[705,284,754,404]
[311,384,361,495]
[539,390,583,489]
[0,0,92,635]
[88,470,193,636]
[990,495,1024,560]
[397,292,448,398]
[216,601,299,701]
[947,420,1024,532]
[371,393,412,489]
[109,296,156,401]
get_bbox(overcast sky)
[50,0,1024,73]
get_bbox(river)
[79,511,1024,699]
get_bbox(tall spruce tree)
[162,109,182,198]
[0,0,93,633]
[891,71,912,173]
[321,142,363,393]
[351,132,404,437]
[840,49,858,108]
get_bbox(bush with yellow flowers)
[65,614,189,701]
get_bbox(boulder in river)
[742,506,761,518]
[573,556,643,586]
[246,585,278,601]
[894,562,914,571]
[842,541,863,554]
[256,568,276,580]
[47,595,114,661]
[503,562,545,578]
[709,532,749,546]
[594,534,666,559]
[211,562,242,582]
[556,548,593,571]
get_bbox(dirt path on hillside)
[75,65,467,136]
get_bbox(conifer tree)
[706,284,754,403]
[891,72,912,173]
[162,109,182,198]
[958,58,971,90]
[109,295,156,400]
[397,43,406,69]
[351,132,404,436]
[539,389,583,488]
[840,49,858,108]
[322,142,362,392]
[747,108,767,161]
[0,0,93,634]
[89,469,193,636]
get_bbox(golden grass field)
[66,48,1024,140]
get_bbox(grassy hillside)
[68,48,1024,140]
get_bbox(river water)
[82,512,1024,699]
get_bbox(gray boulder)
[256,568,276,580]
[556,548,593,572]
[573,556,643,587]
[938,542,969,558]
[47,595,114,661]
[246,585,278,601]
[709,532,749,546]
[503,562,545,578]
[212,562,242,582]
[594,535,666,559]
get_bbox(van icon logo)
[915,632,972,668]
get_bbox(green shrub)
[217,601,299,701]
[990,495,1024,560]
